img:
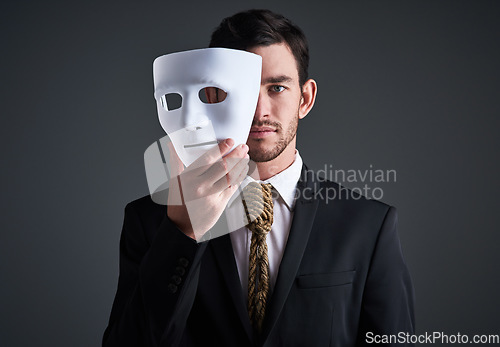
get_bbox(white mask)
[153,48,262,166]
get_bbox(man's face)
[246,43,303,162]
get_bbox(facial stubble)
[248,110,299,163]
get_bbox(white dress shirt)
[228,151,303,298]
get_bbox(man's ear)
[298,79,317,119]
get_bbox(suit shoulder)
[126,193,159,208]
[306,170,393,215]
[307,174,397,241]
[124,194,166,223]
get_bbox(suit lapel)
[210,234,254,342]
[210,165,319,345]
[260,165,319,344]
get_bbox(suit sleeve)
[102,202,208,347]
[357,206,416,346]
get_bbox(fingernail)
[225,138,234,147]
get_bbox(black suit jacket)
[103,166,415,346]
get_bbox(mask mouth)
[183,140,219,148]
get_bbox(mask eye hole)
[160,93,182,111]
[199,87,227,104]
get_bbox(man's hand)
[167,138,249,240]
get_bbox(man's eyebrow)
[262,75,294,84]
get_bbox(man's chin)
[248,145,283,163]
[249,155,272,163]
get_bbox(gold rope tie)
[242,182,274,334]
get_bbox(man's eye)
[271,85,286,93]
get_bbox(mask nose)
[181,93,210,131]
[182,114,209,131]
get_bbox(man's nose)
[253,91,270,122]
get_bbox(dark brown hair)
[209,9,309,87]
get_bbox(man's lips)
[249,127,277,138]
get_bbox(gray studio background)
[1,1,499,346]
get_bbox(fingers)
[212,154,249,194]
[189,138,235,170]
[201,144,248,183]
[176,138,249,203]
[228,158,249,188]
[221,158,250,200]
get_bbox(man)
[103,9,415,347]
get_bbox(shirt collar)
[228,150,303,211]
